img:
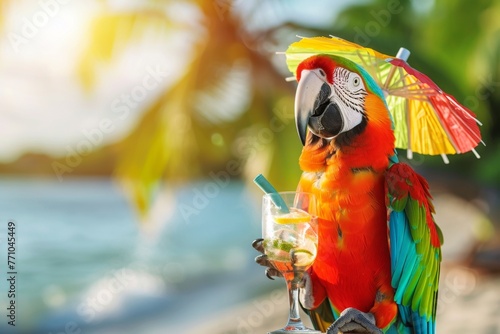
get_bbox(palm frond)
[77,0,317,217]
[78,10,175,89]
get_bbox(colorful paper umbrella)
[284,36,484,163]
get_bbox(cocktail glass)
[262,191,320,334]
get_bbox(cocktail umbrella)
[284,36,484,163]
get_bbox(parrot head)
[294,54,387,146]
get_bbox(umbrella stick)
[383,48,413,160]
[382,47,410,90]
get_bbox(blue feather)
[390,211,417,292]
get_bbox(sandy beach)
[187,273,500,334]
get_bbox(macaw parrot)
[255,54,443,334]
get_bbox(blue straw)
[253,174,290,213]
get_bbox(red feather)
[387,163,440,247]
[298,89,398,329]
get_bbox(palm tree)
[77,0,332,217]
[77,0,500,218]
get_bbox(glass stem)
[286,274,305,327]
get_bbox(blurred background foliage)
[2,0,500,217]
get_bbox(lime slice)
[293,249,315,267]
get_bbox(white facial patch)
[338,101,364,133]
[331,68,368,134]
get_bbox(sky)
[0,0,196,163]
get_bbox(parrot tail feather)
[304,299,336,332]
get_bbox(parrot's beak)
[294,69,332,145]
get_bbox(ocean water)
[0,177,273,334]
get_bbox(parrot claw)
[252,238,282,279]
[254,253,268,266]
[326,308,382,334]
[265,268,280,280]
[252,238,264,252]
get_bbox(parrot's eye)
[319,69,326,77]
[348,73,364,91]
